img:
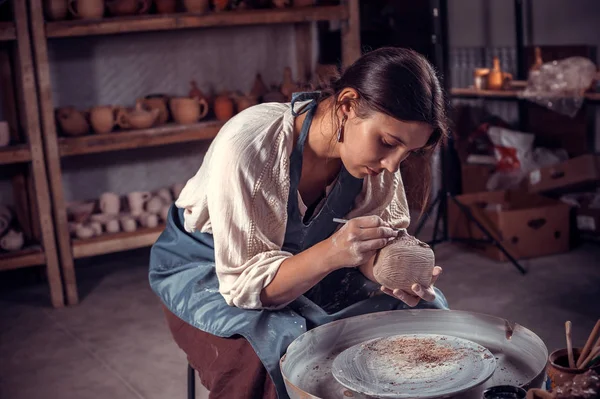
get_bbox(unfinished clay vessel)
[117,103,160,129]
[232,92,257,113]
[373,232,435,292]
[183,0,210,12]
[45,0,68,20]
[170,97,209,124]
[250,73,268,101]
[155,0,177,14]
[137,95,169,125]
[56,107,89,136]
[214,92,235,121]
[89,105,117,134]
[68,0,104,19]
[212,0,229,11]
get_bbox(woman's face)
[340,109,434,178]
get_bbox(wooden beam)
[341,0,361,69]
[294,23,313,84]
[0,22,16,41]
[72,226,164,259]
[46,6,348,38]
[0,144,32,164]
[14,0,65,307]
[59,121,223,157]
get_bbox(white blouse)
[175,101,411,310]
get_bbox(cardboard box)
[528,154,600,194]
[448,190,571,261]
[461,163,496,194]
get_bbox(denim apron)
[149,92,449,399]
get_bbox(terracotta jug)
[183,0,210,12]
[117,103,160,130]
[56,107,89,136]
[213,0,229,12]
[250,73,268,100]
[155,0,177,14]
[90,105,117,134]
[232,92,257,113]
[137,95,169,125]
[214,92,235,121]
[487,56,512,90]
[106,0,150,16]
[44,0,68,20]
[68,0,104,19]
[169,97,209,124]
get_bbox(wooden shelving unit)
[29,0,361,305]
[0,1,64,307]
[451,87,600,103]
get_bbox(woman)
[149,47,450,399]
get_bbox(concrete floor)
[1,238,599,399]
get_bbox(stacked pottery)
[0,206,24,252]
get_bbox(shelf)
[0,144,32,165]
[0,246,46,271]
[45,6,348,38]
[72,225,164,259]
[451,88,600,103]
[58,120,224,157]
[0,22,16,41]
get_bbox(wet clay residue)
[554,369,600,399]
[364,336,464,368]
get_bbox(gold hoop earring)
[337,115,347,142]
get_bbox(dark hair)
[317,47,450,215]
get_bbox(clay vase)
[169,97,209,124]
[44,0,68,20]
[183,0,210,13]
[106,0,150,16]
[250,73,268,100]
[214,93,235,121]
[68,0,104,19]
[487,56,512,90]
[89,105,117,134]
[117,103,160,130]
[232,92,257,113]
[0,229,24,252]
[137,95,170,125]
[280,66,298,101]
[56,107,89,136]
[372,232,435,293]
[213,0,229,11]
[155,0,177,14]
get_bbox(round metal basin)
[280,309,548,399]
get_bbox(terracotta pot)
[547,348,600,390]
[56,106,89,136]
[137,96,170,125]
[213,0,229,11]
[68,0,104,19]
[183,0,210,12]
[89,105,117,134]
[487,56,512,90]
[155,0,177,13]
[117,104,160,130]
[170,97,209,124]
[281,66,298,101]
[106,0,150,16]
[44,0,68,20]
[272,0,290,7]
[232,93,257,113]
[214,93,235,121]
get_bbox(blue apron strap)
[289,92,320,190]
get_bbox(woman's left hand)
[380,266,442,307]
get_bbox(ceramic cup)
[89,221,103,236]
[120,216,137,233]
[0,121,10,147]
[68,0,104,19]
[127,191,151,216]
[139,212,159,228]
[146,196,164,214]
[99,192,120,215]
[106,219,120,234]
[156,188,172,204]
[75,224,95,239]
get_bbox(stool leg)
[187,364,195,399]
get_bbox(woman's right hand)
[327,215,398,269]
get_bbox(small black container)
[483,385,527,399]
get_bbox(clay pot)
[56,107,89,136]
[120,216,137,232]
[487,56,512,90]
[155,0,177,13]
[250,73,268,100]
[137,95,170,125]
[213,93,234,121]
[547,348,600,390]
[89,105,117,134]
[106,0,150,16]
[117,103,160,130]
[281,66,298,101]
[272,0,290,7]
[99,192,120,215]
[213,0,229,11]
[183,0,210,12]
[0,229,24,252]
[68,0,104,19]
[169,97,209,124]
[232,92,257,113]
[145,196,164,214]
[44,0,68,20]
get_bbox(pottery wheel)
[331,333,497,398]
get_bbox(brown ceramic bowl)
[547,348,600,390]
